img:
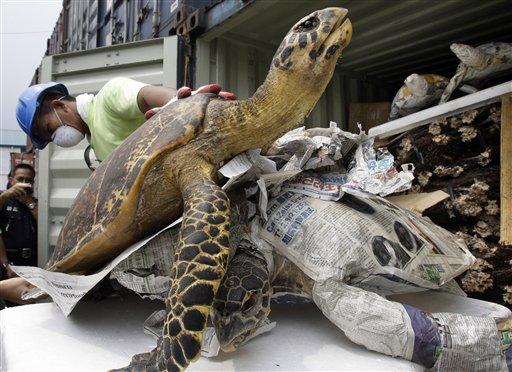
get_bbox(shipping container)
[45,0,222,55]
[36,36,178,266]
[34,0,223,85]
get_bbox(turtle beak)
[322,9,352,58]
[337,17,353,51]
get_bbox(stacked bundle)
[390,103,512,305]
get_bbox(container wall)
[194,0,512,127]
[37,36,178,266]
[195,37,391,129]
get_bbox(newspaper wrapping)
[431,312,507,371]
[108,201,279,358]
[254,188,512,369]
[110,226,179,300]
[343,137,415,196]
[107,125,493,363]
[313,278,509,370]
[10,122,506,367]
[219,123,414,219]
[312,277,415,360]
[257,189,474,292]
[109,200,247,301]
[9,122,409,315]
[11,209,268,357]
[9,217,182,316]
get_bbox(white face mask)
[52,106,85,147]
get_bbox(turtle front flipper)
[439,65,468,103]
[120,174,230,372]
[164,175,230,371]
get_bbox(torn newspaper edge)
[110,225,180,300]
[10,217,183,317]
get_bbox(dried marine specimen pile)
[390,103,512,306]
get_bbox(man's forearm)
[137,86,178,114]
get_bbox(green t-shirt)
[87,77,148,161]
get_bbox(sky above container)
[0,0,62,140]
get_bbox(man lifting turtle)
[16,79,235,161]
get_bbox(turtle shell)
[474,42,512,57]
[272,252,314,297]
[47,94,213,273]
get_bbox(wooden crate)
[348,102,391,133]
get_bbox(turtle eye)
[295,17,318,32]
[241,295,257,313]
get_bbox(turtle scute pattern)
[48,94,211,272]
[212,237,314,351]
[388,74,448,121]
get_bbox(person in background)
[16,79,236,161]
[0,163,38,280]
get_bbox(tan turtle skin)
[49,7,352,372]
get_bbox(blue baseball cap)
[16,82,69,149]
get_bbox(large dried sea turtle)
[439,42,512,103]
[46,7,352,372]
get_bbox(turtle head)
[270,8,352,89]
[219,8,352,156]
[450,43,487,69]
[404,73,429,96]
[212,246,271,352]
